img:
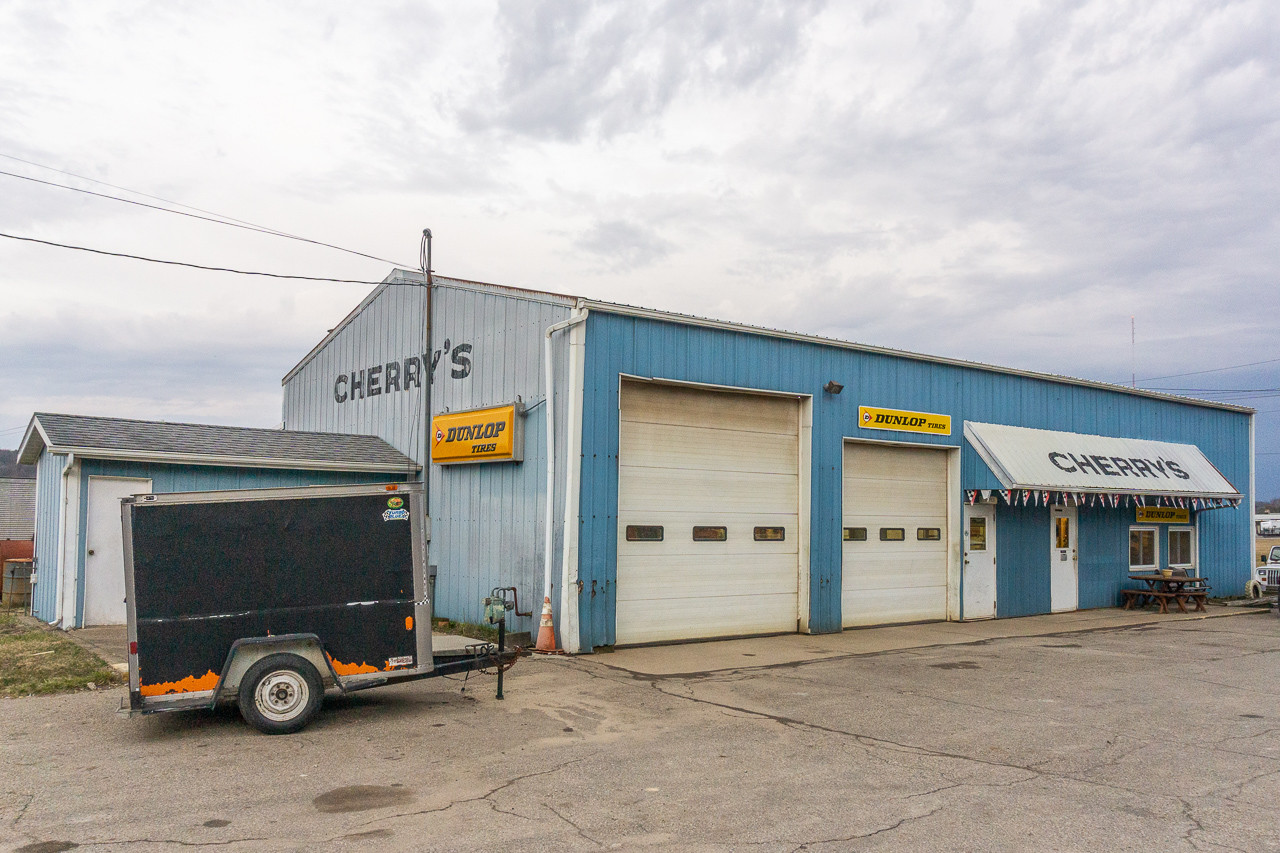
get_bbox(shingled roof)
[17,413,417,473]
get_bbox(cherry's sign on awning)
[964,421,1241,499]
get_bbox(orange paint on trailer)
[139,670,219,696]
[327,656,381,676]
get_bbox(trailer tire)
[238,654,324,735]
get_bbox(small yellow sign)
[431,403,523,465]
[1136,507,1190,524]
[858,405,951,436]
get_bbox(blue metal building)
[281,272,1253,653]
[18,413,416,627]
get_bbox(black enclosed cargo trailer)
[120,482,518,733]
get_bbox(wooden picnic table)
[1121,573,1210,613]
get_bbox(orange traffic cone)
[534,596,560,653]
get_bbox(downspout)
[53,452,75,628]
[542,306,589,627]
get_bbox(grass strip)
[0,613,125,697]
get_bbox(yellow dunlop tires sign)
[431,403,524,464]
[1136,507,1190,524]
[858,405,951,436]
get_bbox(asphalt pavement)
[3,608,1278,852]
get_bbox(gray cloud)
[462,0,823,140]
[0,1,1276,494]
[574,218,675,271]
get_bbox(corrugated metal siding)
[282,278,431,466]
[580,312,1252,649]
[0,477,36,539]
[994,504,1052,617]
[31,451,67,620]
[427,284,575,633]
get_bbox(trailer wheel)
[239,654,323,735]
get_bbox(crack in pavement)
[1183,675,1280,696]
[639,675,1236,811]
[1203,767,1280,804]
[347,752,597,831]
[9,791,34,827]
[78,837,271,848]
[543,803,604,849]
[788,806,943,851]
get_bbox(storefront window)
[1168,528,1194,568]
[1129,527,1157,569]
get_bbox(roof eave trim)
[281,269,427,385]
[16,416,51,466]
[583,301,1255,415]
[36,445,420,473]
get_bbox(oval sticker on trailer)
[382,508,410,521]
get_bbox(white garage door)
[842,442,948,627]
[617,381,801,645]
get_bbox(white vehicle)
[1246,545,1280,599]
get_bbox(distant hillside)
[0,449,35,479]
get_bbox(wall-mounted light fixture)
[823,381,844,394]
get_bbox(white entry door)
[962,503,996,619]
[83,476,151,626]
[1049,504,1078,612]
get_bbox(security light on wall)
[824,381,844,394]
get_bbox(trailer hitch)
[480,587,530,700]
[486,586,532,618]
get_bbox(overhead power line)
[0,231,387,284]
[1144,387,1280,393]
[0,156,412,268]
[1139,357,1280,383]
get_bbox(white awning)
[964,422,1241,499]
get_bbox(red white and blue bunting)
[963,490,1240,510]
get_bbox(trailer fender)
[216,634,341,700]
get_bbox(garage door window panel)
[626,525,664,542]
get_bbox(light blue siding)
[282,270,432,464]
[31,450,67,621]
[426,284,575,634]
[75,459,394,494]
[578,311,1252,651]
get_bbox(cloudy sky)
[1,1,1277,496]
